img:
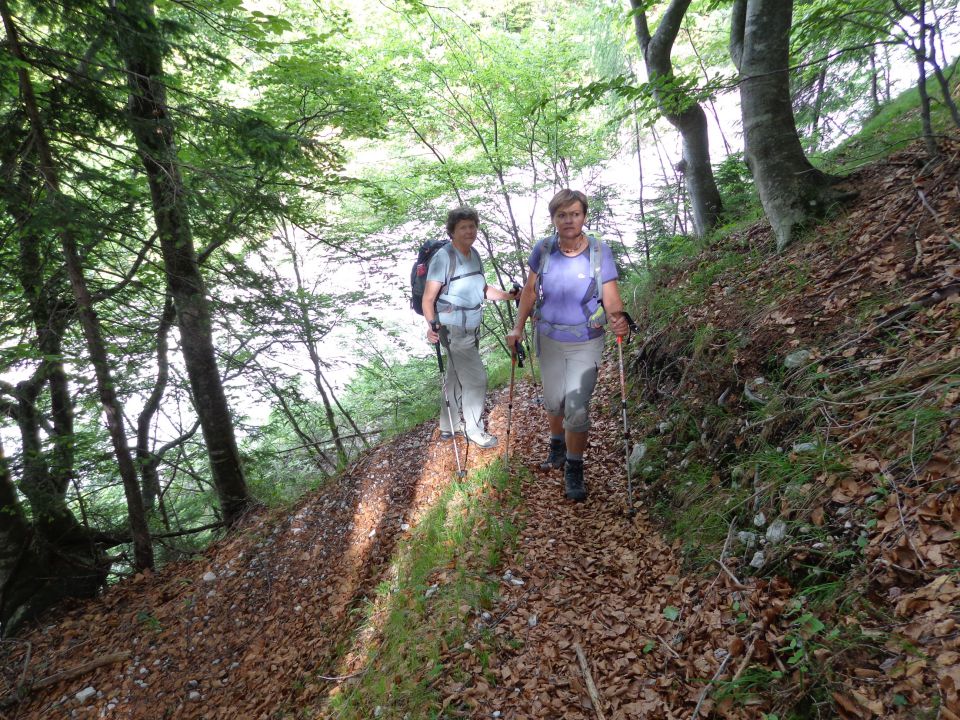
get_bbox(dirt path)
[2,357,755,720]
[445,363,750,720]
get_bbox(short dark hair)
[548,189,588,218]
[446,206,480,236]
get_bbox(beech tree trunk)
[730,0,839,251]
[0,0,154,574]
[631,0,723,237]
[115,0,250,524]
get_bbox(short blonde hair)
[548,189,588,218]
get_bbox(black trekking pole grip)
[506,334,526,368]
[431,321,444,373]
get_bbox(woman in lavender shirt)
[506,190,630,501]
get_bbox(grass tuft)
[323,460,524,719]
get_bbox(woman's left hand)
[609,312,630,338]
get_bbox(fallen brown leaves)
[437,375,781,719]
[3,134,959,720]
[0,422,496,719]
[625,132,960,718]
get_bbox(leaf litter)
[1,134,959,719]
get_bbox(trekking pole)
[433,321,464,478]
[503,340,526,465]
[616,312,639,517]
[508,280,541,407]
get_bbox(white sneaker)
[466,432,498,449]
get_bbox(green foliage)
[0,0,390,578]
[343,1,622,285]
[789,0,910,150]
[824,56,960,172]
[714,152,757,216]
[343,352,441,439]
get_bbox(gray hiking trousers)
[438,326,488,437]
[538,333,604,433]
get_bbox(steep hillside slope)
[0,422,492,718]
[625,133,959,718]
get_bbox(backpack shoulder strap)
[441,242,457,290]
[444,244,483,287]
[588,234,603,302]
[533,235,556,318]
[470,246,483,272]
[538,235,556,277]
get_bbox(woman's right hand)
[505,328,522,352]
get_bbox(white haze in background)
[2,3,952,457]
[305,19,948,407]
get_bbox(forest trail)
[0,349,775,720]
[3,134,960,720]
[0,361,711,720]
[438,369,732,719]
[1,352,735,719]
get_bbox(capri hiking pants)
[438,326,488,437]
[537,333,604,433]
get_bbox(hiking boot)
[564,458,586,502]
[540,438,566,470]
[439,428,465,440]
[466,431,498,449]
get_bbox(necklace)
[559,234,586,255]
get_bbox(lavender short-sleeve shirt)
[528,235,618,342]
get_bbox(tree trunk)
[729,0,839,251]
[810,67,827,151]
[913,41,939,158]
[0,0,153,571]
[881,45,892,101]
[869,48,882,118]
[922,11,960,131]
[137,294,175,511]
[0,420,111,637]
[630,0,723,237]
[3,147,76,499]
[114,0,250,525]
[318,370,369,449]
[12,377,75,537]
[283,235,348,463]
[632,107,651,268]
